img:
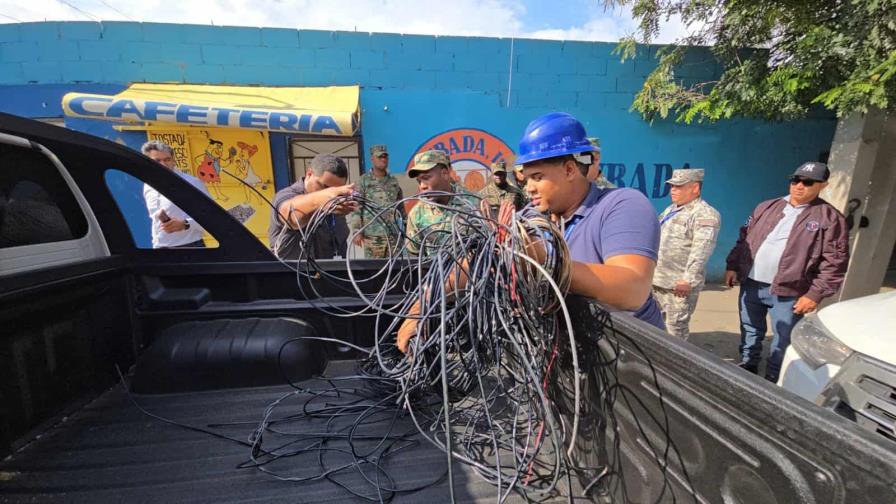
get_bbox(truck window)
[104,169,220,249]
[0,143,88,249]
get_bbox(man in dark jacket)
[724,162,849,382]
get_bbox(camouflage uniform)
[405,150,478,256]
[478,160,526,214]
[588,136,617,189]
[349,145,404,258]
[653,169,721,339]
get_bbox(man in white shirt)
[141,141,211,248]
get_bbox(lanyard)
[562,215,583,241]
[659,208,681,226]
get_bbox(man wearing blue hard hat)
[516,112,664,328]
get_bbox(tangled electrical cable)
[129,177,695,503]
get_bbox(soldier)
[349,144,405,258]
[477,160,526,216]
[653,168,721,339]
[586,137,616,189]
[405,149,477,256]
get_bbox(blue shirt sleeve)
[597,188,660,261]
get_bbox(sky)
[0,0,692,43]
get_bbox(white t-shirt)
[748,197,808,283]
[143,171,211,248]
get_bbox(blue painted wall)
[0,21,837,278]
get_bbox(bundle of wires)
[163,183,695,503]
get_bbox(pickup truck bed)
[0,361,580,504]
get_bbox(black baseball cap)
[791,161,830,182]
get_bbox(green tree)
[609,0,896,123]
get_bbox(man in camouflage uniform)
[478,160,526,215]
[349,144,404,258]
[586,137,616,189]
[653,169,721,339]
[405,150,478,256]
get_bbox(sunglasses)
[790,177,817,187]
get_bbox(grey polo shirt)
[748,197,808,284]
[268,180,348,260]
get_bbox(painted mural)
[406,128,515,193]
[146,127,275,246]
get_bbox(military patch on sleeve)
[697,218,719,227]
[696,227,716,239]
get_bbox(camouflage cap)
[666,168,705,185]
[587,137,602,152]
[408,149,450,177]
[491,160,508,173]
[370,144,388,157]
[513,163,524,172]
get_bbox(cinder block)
[384,52,421,71]
[315,48,350,69]
[604,58,635,76]
[278,48,315,68]
[60,22,102,40]
[98,21,141,42]
[333,32,372,49]
[0,23,21,43]
[327,69,369,85]
[183,64,226,83]
[21,61,61,82]
[547,91,577,108]
[101,61,140,83]
[261,27,300,47]
[515,89,546,108]
[139,62,184,83]
[1,42,41,63]
[435,36,468,54]
[401,34,435,54]
[616,75,646,93]
[38,40,80,61]
[586,75,617,93]
[514,39,561,57]
[124,42,202,64]
[555,74,594,93]
[576,55,607,76]
[576,92,605,110]
[188,25,261,46]
[201,45,232,65]
[299,30,336,48]
[367,69,400,88]
[591,42,616,58]
[350,49,384,70]
[453,52,486,72]
[634,59,658,77]
[516,54,545,74]
[435,71,470,90]
[79,40,122,61]
[419,51,453,71]
[469,37,510,57]
[238,45,283,66]
[561,41,592,59]
[0,62,23,83]
[605,92,636,110]
[142,22,187,43]
[368,32,403,53]
[60,60,103,82]
[472,72,502,91]
[19,22,60,42]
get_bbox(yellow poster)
[147,127,275,247]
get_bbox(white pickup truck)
[779,290,896,441]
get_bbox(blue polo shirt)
[562,184,665,329]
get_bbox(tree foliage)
[608,0,896,123]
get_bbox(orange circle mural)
[406,128,515,193]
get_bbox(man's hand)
[724,270,738,288]
[793,296,819,315]
[322,184,358,216]
[397,300,421,353]
[673,281,692,298]
[160,218,187,234]
[352,232,365,246]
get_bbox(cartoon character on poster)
[195,138,231,201]
[234,141,263,204]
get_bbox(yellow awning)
[61,83,359,137]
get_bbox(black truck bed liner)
[0,361,580,504]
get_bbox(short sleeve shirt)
[563,185,664,328]
[268,180,349,260]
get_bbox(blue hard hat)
[516,112,595,165]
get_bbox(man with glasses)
[349,145,405,258]
[724,162,849,382]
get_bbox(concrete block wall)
[0,20,702,111]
